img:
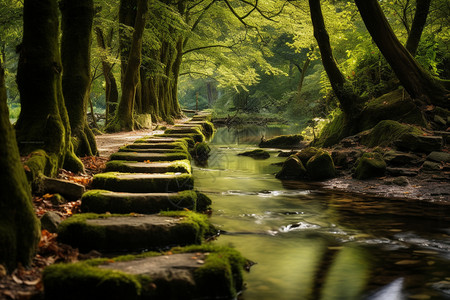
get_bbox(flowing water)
[193,126,450,300]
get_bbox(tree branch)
[183,43,235,55]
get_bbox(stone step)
[156,133,204,143]
[164,127,204,135]
[81,189,211,213]
[105,160,191,174]
[191,114,212,122]
[124,141,187,150]
[56,212,215,253]
[134,137,187,144]
[110,151,190,162]
[118,147,183,154]
[43,245,247,300]
[91,172,193,193]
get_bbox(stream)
[193,126,450,300]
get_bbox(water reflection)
[194,127,450,299]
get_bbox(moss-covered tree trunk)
[60,0,98,157]
[15,0,84,179]
[308,0,362,118]
[0,53,40,273]
[405,0,431,56]
[95,27,119,124]
[355,0,449,109]
[170,37,184,118]
[108,0,148,131]
[119,0,137,83]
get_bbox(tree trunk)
[206,80,218,106]
[60,0,98,156]
[170,37,184,118]
[405,0,431,56]
[0,39,40,273]
[15,0,84,178]
[308,0,362,117]
[355,0,449,109]
[296,58,311,100]
[95,27,119,124]
[119,0,137,83]
[109,0,148,131]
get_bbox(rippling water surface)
[193,126,450,300]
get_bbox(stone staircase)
[42,113,248,300]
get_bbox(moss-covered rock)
[81,190,211,214]
[305,150,336,180]
[237,149,270,159]
[394,133,443,153]
[158,132,205,144]
[259,134,304,149]
[184,120,215,138]
[125,141,187,151]
[275,156,307,179]
[164,127,204,136]
[314,113,349,147]
[57,211,215,252]
[43,244,247,300]
[105,160,191,174]
[295,147,320,166]
[109,152,190,162]
[91,172,194,193]
[353,152,387,179]
[191,142,211,161]
[360,120,423,147]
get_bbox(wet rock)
[278,151,296,157]
[306,150,336,180]
[427,151,450,163]
[353,152,386,180]
[386,167,418,177]
[421,161,441,171]
[331,149,362,168]
[191,142,211,161]
[42,176,85,200]
[259,134,304,149]
[383,150,423,166]
[394,133,442,153]
[237,149,270,159]
[392,176,410,186]
[276,156,307,179]
[361,120,423,148]
[41,211,62,233]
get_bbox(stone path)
[43,113,248,300]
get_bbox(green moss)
[191,142,211,161]
[295,147,319,166]
[80,189,211,214]
[91,172,194,192]
[360,120,423,148]
[305,150,336,180]
[160,211,217,240]
[276,155,307,179]
[315,113,348,147]
[43,263,141,300]
[353,152,386,180]
[259,134,304,149]
[237,149,270,159]
[157,132,205,144]
[109,151,190,162]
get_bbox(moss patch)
[353,152,386,180]
[295,147,320,166]
[259,134,304,149]
[91,172,194,193]
[360,120,423,148]
[305,150,336,180]
[276,156,307,179]
[237,149,270,159]
[81,190,211,214]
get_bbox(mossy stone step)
[157,133,204,143]
[184,120,215,137]
[134,137,186,144]
[164,127,203,135]
[191,114,212,122]
[81,190,211,213]
[43,245,247,300]
[118,147,184,154]
[124,141,187,150]
[105,160,191,174]
[91,172,193,193]
[110,151,189,162]
[56,212,215,253]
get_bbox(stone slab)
[118,147,182,153]
[110,152,189,162]
[42,176,85,200]
[125,142,185,149]
[81,189,211,213]
[105,160,191,174]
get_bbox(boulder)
[386,167,418,177]
[41,211,62,233]
[259,134,304,149]
[237,149,270,159]
[295,147,320,166]
[331,149,362,168]
[394,134,442,153]
[275,156,307,179]
[305,150,336,180]
[383,151,423,167]
[427,151,450,163]
[360,120,423,148]
[421,161,441,171]
[353,152,386,180]
[191,142,211,161]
